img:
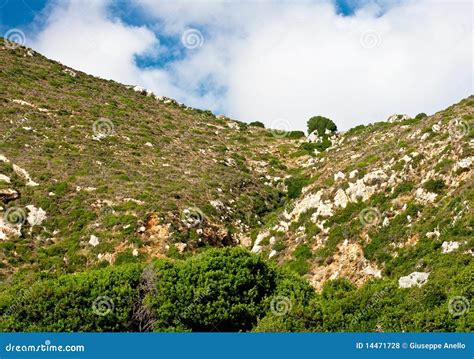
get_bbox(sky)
[0,0,472,131]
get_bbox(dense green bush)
[0,264,144,332]
[285,175,311,199]
[415,112,428,119]
[300,138,332,153]
[0,248,314,332]
[249,121,265,128]
[424,179,446,194]
[147,247,279,331]
[286,130,306,139]
[1,247,471,333]
[307,116,337,136]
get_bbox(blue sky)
[0,0,362,68]
[0,0,471,131]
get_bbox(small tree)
[307,116,337,136]
[249,121,265,128]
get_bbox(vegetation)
[249,121,265,128]
[1,247,471,332]
[307,116,337,136]
[0,39,472,334]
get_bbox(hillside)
[0,39,472,332]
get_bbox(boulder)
[25,205,46,227]
[89,235,99,247]
[334,171,345,181]
[12,164,39,187]
[387,114,409,123]
[398,272,430,288]
[0,174,11,183]
[0,189,19,203]
[441,241,461,254]
[334,189,348,208]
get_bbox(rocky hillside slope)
[0,38,305,279]
[0,39,472,332]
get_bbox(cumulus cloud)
[31,0,472,131]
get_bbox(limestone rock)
[12,164,39,187]
[25,205,46,227]
[441,241,463,254]
[398,272,430,288]
[89,235,99,247]
[0,189,19,203]
[0,174,11,183]
[387,114,409,123]
[334,189,348,208]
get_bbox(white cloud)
[31,0,472,131]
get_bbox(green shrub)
[415,113,428,120]
[286,130,306,139]
[392,182,414,198]
[307,116,337,136]
[147,247,278,331]
[249,121,265,128]
[0,264,144,332]
[285,175,311,199]
[300,138,332,153]
[423,179,446,194]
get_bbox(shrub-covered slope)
[0,39,472,332]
